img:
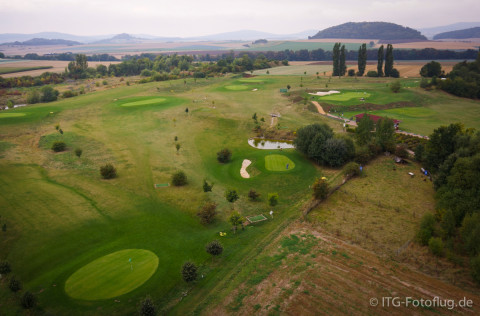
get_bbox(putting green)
[120,98,166,107]
[265,155,295,171]
[224,85,249,91]
[65,249,158,300]
[0,112,27,118]
[319,92,371,101]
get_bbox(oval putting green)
[0,112,27,118]
[120,98,166,107]
[265,154,295,171]
[224,85,249,91]
[65,249,158,300]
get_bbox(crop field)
[0,70,479,315]
[0,66,53,75]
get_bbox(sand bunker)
[240,159,252,178]
[308,90,340,96]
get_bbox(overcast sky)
[1,0,479,36]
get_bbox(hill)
[2,38,82,46]
[93,33,144,44]
[433,26,480,39]
[420,22,480,39]
[309,22,427,41]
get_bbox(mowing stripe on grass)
[265,154,295,171]
[65,249,158,300]
[120,98,167,107]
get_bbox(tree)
[395,143,409,158]
[460,213,480,256]
[202,179,213,192]
[375,118,396,152]
[26,89,40,104]
[428,237,444,257]
[384,44,394,77]
[51,141,66,152]
[355,114,374,145]
[175,143,181,153]
[100,163,117,179]
[75,148,83,157]
[414,144,425,162]
[2,224,6,232]
[225,188,239,204]
[267,193,278,207]
[139,295,156,316]
[248,189,260,201]
[171,170,187,186]
[357,43,367,76]
[197,201,217,224]
[321,137,353,167]
[9,276,22,292]
[205,240,223,259]
[41,86,59,102]
[217,148,232,163]
[420,61,442,77]
[229,211,244,233]
[343,162,361,178]
[252,112,258,123]
[339,45,346,76]
[424,123,464,173]
[21,291,36,310]
[472,255,480,284]
[312,177,329,201]
[181,262,197,282]
[286,84,291,90]
[417,213,435,246]
[0,261,11,274]
[390,81,401,93]
[377,45,384,77]
[332,43,340,76]
[185,107,189,114]
[294,123,333,157]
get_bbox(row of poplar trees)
[333,43,396,77]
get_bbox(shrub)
[267,193,278,207]
[62,90,77,98]
[248,189,260,201]
[428,237,444,257]
[75,148,83,157]
[354,145,374,164]
[26,90,40,104]
[171,171,187,186]
[312,178,329,201]
[139,295,156,316]
[41,86,59,102]
[472,255,480,284]
[366,70,378,77]
[100,163,117,179]
[205,240,223,257]
[197,201,217,224]
[390,68,400,78]
[216,148,232,163]
[0,261,11,274]
[21,291,36,309]
[343,162,360,178]
[9,276,22,292]
[395,143,409,158]
[390,81,401,93]
[225,189,239,203]
[102,80,108,85]
[202,179,213,192]
[51,141,66,152]
[347,69,355,76]
[414,144,425,162]
[417,213,435,246]
[181,262,197,282]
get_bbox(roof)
[355,113,401,124]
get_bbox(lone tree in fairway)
[205,240,223,260]
[248,189,260,201]
[9,276,22,292]
[171,171,187,186]
[100,163,117,179]
[268,193,279,207]
[0,261,11,274]
[182,262,198,283]
[225,189,239,207]
[197,201,217,224]
[202,179,213,192]
[75,148,82,157]
[229,211,245,234]
[21,291,36,310]
[139,295,156,316]
[217,148,232,163]
[175,143,181,153]
[51,141,66,152]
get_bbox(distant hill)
[309,22,427,41]
[93,33,144,44]
[3,38,82,45]
[420,22,480,39]
[433,27,480,40]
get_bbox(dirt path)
[311,101,326,114]
[240,159,251,178]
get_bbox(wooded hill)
[2,38,82,45]
[433,27,480,39]
[309,22,427,41]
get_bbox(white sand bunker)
[308,90,340,96]
[240,159,252,178]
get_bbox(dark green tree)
[339,45,346,76]
[171,170,187,186]
[139,295,156,316]
[205,240,223,259]
[332,43,340,76]
[355,114,374,145]
[21,291,36,310]
[9,276,22,292]
[312,177,329,201]
[357,43,367,76]
[217,148,232,163]
[461,213,480,256]
[424,123,464,173]
[321,138,353,167]
[225,189,239,204]
[267,193,279,207]
[377,45,384,77]
[428,237,444,257]
[229,211,244,233]
[41,86,59,102]
[375,118,395,152]
[51,141,66,152]
[420,61,443,77]
[417,213,435,246]
[248,189,260,201]
[202,179,213,192]
[100,163,117,179]
[0,261,11,274]
[181,262,198,282]
[390,81,401,93]
[197,201,217,224]
[384,44,394,77]
[294,123,334,158]
[75,148,83,157]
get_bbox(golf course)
[1,70,479,315]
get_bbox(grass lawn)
[65,249,159,300]
[264,154,295,171]
[317,91,371,102]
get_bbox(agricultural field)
[0,70,479,315]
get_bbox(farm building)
[354,113,401,130]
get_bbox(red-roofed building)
[354,113,401,129]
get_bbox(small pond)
[248,138,295,150]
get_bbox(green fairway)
[224,85,249,91]
[237,79,264,83]
[119,97,167,107]
[0,112,27,118]
[265,154,295,171]
[65,249,158,300]
[318,91,371,102]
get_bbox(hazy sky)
[1,0,479,36]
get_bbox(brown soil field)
[0,60,120,78]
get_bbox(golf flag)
[129,258,132,262]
